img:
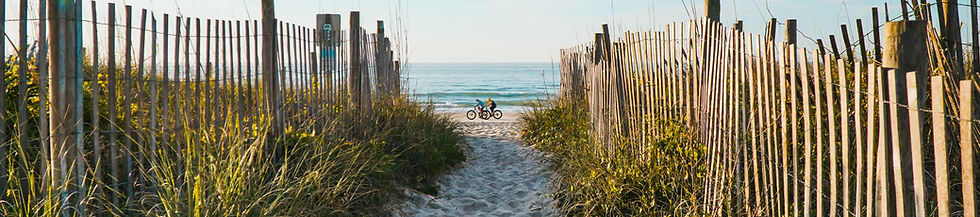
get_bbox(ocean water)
[405,62,560,113]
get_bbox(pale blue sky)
[3,0,977,62]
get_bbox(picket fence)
[560,17,980,217]
[0,0,401,214]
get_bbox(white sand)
[392,113,558,217]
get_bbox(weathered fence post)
[932,75,952,217]
[350,11,363,115]
[245,20,253,120]
[47,0,84,215]
[601,24,629,140]
[960,80,978,217]
[161,13,170,152]
[149,13,158,174]
[123,6,135,210]
[204,19,212,127]
[17,0,33,203]
[940,0,964,79]
[376,20,386,95]
[261,0,281,135]
[905,71,927,217]
[840,24,854,64]
[856,19,869,66]
[37,0,52,201]
[236,20,244,128]
[107,3,120,206]
[136,10,148,190]
[881,20,927,217]
[872,7,882,62]
[705,0,720,22]
[88,1,102,207]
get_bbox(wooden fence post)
[261,0,281,135]
[136,9,148,178]
[961,79,978,217]
[856,19,868,66]
[253,20,261,108]
[840,24,855,64]
[802,48,814,217]
[350,11,362,115]
[882,20,927,217]
[376,20,386,95]
[204,19,212,126]
[88,1,102,205]
[107,4,120,206]
[905,71,927,217]
[863,64,879,217]
[161,13,169,151]
[47,0,84,214]
[872,7,882,62]
[149,13,158,174]
[838,58,851,217]
[236,20,244,127]
[852,59,865,217]
[224,20,231,125]
[876,68,896,217]
[786,19,800,217]
[37,0,52,202]
[812,50,826,217]
[195,18,202,129]
[932,75,952,217]
[123,6,135,209]
[285,23,294,123]
[245,20,253,119]
[603,24,629,139]
[705,0,719,22]
[182,17,191,131]
[17,0,32,203]
[825,53,839,217]
[941,0,964,79]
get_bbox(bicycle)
[466,106,503,120]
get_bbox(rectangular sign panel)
[316,14,342,45]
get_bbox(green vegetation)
[519,99,705,216]
[1,51,464,216]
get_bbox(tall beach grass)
[1,49,464,216]
[519,98,706,216]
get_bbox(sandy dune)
[392,114,558,217]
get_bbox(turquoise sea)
[405,62,560,113]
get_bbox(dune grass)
[519,98,705,216]
[1,51,464,216]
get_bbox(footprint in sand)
[393,118,558,217]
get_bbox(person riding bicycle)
[475,99,486,112]
[486,98,497,112]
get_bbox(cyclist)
[487,97,497,112]
[475,99,486,112]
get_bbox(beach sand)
[392,112,558,216]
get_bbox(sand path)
[392,114,558,217]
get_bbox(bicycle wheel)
[479,110,491,120]
[466,110,477,120]
[492,110,503,119]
